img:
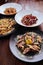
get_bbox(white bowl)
[15,10,43,27]
[0,3,22,15]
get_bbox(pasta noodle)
[0,18,16,35]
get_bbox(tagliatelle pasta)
[16,32,43,55]
[0,18,16,35]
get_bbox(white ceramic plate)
[9,34,43,62]
[0,3,22,15]
[15,10,43,27]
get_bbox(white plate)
[9,34,43,62]
[0,3,22,15]
[15,10,43,27]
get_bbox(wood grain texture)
[0,0,43,65]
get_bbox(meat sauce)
[21,14,38,26]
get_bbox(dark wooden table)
[0,0,43,65]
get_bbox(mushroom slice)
[23,47,30,54]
